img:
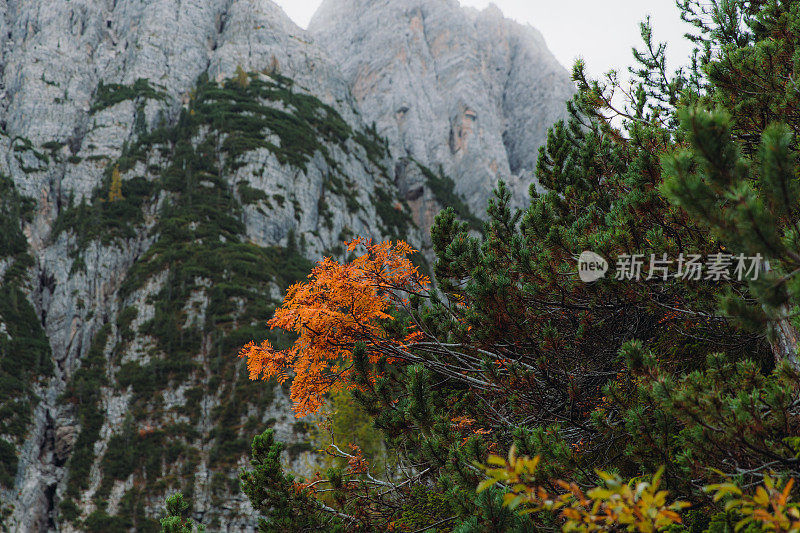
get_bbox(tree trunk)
[772,307,800,370]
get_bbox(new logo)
[578,251,609,283]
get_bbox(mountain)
[310,0,575,233]
[0,0,571,530]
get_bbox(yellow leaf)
[508,444,518,464]
[734,517,754,532]
[754,486,770,507]
[651,466,665,489]
[487,455,507,467]
[477,478,497,493]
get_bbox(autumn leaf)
[239,238,429,416]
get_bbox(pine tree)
[160,493,204,532]
[240,429,346,532]
[235,65,249,88]
[108,165,124,203]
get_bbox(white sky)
[274,0,696,79]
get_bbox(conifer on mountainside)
[234,1,800,530]
[108,165,124,203]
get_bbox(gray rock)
[54,425,77,465]
[310,0,575,213]
[0,1,409,529]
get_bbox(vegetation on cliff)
[45,68,399,531]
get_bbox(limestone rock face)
[0,0,571,530]
[310,0,575,213]
[0,1,413,531]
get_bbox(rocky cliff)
[0,0,571,531]
[310,0,575,234]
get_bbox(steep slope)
[310,0,575,232]
[0,1,417,531]
[0,0,574,530]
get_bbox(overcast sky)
[274,0,695,79]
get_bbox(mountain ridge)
[0,1,572,530]
[310,0,574,222]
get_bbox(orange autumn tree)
[239,238,430,416]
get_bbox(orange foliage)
[345,444,370,475]
[239,238,429,417]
